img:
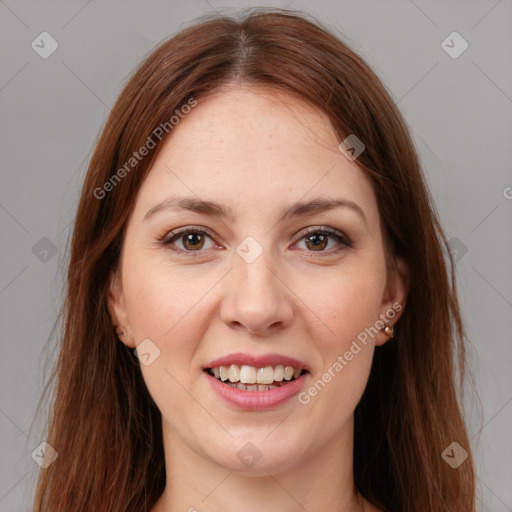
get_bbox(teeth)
[224,382,281,391]
[239,365,257,384]
[283,366,294,380]
[219,366,229,381]
[257,366,274,384]
[228,364,240,382]
[209,364,305,385]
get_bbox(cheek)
[122,257,212,343]
[120,264,218,400]
[121,264,211,421]
[306,266,386,351]
[295,267,384,425]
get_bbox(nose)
[220,250,294,336]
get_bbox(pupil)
[307,234,327,251]
[184,233,203,250]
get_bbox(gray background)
[1,1,511,511]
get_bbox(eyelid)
[159,225,220,252]
[160,225,352,257]
[292,226,353,252]
[160,225,215,239]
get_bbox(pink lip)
[203,352,310,371]
[204,371,309,410]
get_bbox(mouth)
[204,364,309,392]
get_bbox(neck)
[154,415,369,512]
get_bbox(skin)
[108,84,409,512]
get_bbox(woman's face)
[108,85,407,475]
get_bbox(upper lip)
[203,352,310,372]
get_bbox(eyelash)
[160,225,353,258]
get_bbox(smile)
[206,364,307,391]
[204,365,310,410]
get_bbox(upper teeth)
[210,365,302,384]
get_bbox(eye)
[160,226,352,258]
[161,227,217,257]
[294,226,352,255]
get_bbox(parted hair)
[32,8,476,512]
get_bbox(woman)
[33,8,476,512]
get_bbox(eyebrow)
[143,195,367,226]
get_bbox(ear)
[375,256,410,347]
[107,268,136,348]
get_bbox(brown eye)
[161,228,216,256]
[181,232,206,251]
[304,232,329,251]
[295,227,352,255]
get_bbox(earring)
[382,324,394,338]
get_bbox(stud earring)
[382,324,394,338]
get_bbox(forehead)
[163,85,343,166]
[132,85,379,228]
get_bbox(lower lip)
[204,371,309,411]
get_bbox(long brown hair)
[32,8,476,511]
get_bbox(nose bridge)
[221,240,293,334]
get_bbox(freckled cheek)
[312,285,377,399]
[129,281,203,395]
[305,277,382,349]
[124,271,203,348]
